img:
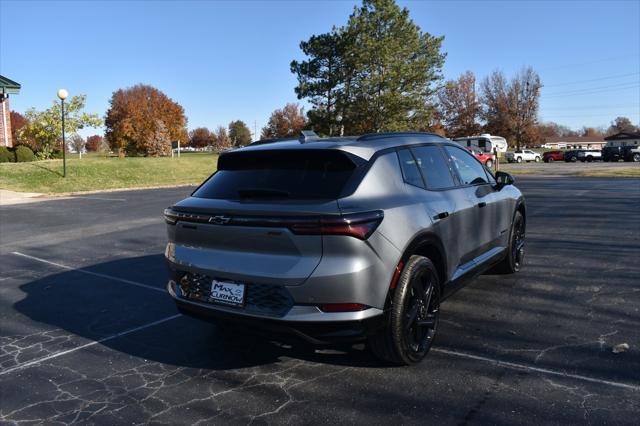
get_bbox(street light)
[57,89,68,177]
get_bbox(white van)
[452,134,508,154]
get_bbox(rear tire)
[485,159,493,169]
[369,255,440,365]
[534,156,540,162]
[547,158,554,163]
[490,211,525,274]
[517,157,522,163]
[633,153,640,162]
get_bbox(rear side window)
[410,146,456,189]
[443,145,489,186]
[397,149,425,188]
[193,150,359,200]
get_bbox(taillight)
[289,211,383,240]
[164,208,178,225]
[319,303,368,312]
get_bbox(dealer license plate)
[209,280,245,307]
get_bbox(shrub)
[0,146,14,163]
[14,145,36,162]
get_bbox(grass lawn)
[0,152,219,193]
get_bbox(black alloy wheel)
[369,255,440,365]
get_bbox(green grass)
[0,152,219,193]
[574,168,640,177]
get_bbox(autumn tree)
[19,95,102,158]
[291,0,445,135]
[228,120,252,146]
[536,121,577,141]
[261,103,307,139]
[189,127,215,148]
[146,119,172,157]
[213,126,232,152]
[437,71,481,138]
[480,67,542,149]
[9,111,28,147]
[86,135,107,152]
[581,127,605,138]
[70,134,86,154]
[607,116,638,135]
[105,84,188,157]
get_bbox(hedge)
[15,145,36,162]
[0,146,14,163]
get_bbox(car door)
[398,146,477,280]
[442,145,504,263]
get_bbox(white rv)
[452,134,508,154]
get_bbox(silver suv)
[164,132,526,365]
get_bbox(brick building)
[1,75,21,148]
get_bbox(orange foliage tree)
[105,84,188,157]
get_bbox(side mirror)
[495,171,515,189]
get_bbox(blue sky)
[1,0,639,138]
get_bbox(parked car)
[543,151,564,163]
[164,131,526,365]
[564,150,583,162]
[469,148,496,168]
[506,150,541,163]
[577,149,602,162]
[602,145,640,162]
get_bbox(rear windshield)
[193,149,360,200]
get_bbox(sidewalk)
[0,189,49,206]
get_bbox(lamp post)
[57,89,68,177]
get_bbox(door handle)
[477,202,487,208]
[433,211,449,220]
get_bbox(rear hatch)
[166,149,366,286]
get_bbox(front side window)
[410,145,456,190]
[443,145,489,186]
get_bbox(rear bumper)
[167,280,386,344]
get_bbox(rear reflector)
[319,303,367,313]
[390,261,404,290]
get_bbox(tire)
[534,156,540,162]
[570,156,577,162]
[516,157,522,163]
[547,158,554,163]
[586,156,593,162]
[485,159,493,169]
[369,255,440,365]
[633,153,640,162]
[491,211,525,274]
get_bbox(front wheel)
[369,256,440,365]
[485,159,494,169]
[516,157,523,163]
[570,156,578,162]
[547,157,554,163]
[633,153,640,162]
[534,156,540,162]
[490,210,525,274]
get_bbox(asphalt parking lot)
[1,176,639,425]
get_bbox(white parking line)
[11,251,165,293]
[7,252,638,391]
[433,348,640,392]
[0,314,182,376]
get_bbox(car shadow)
[12,254,387,371]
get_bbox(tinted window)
[193,150,358,200]
[410,146,456,189]
[397,149,425,187]
[444,145,489,186]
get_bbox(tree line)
[8,0,638,159]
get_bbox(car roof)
[229,132,449,161]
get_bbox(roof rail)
[356,132,442,142]
[248,137,296,146]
